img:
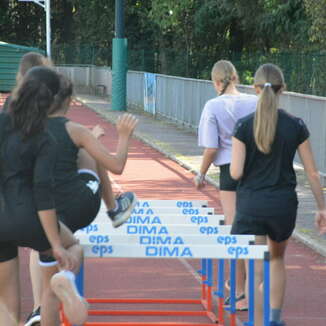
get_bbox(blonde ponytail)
[254,64,284,154]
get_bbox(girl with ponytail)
[26,74,138,326]
[195,60,258,310]
[0,67,88,326]
[230,63,326,326]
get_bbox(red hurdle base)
[61,275,220,326]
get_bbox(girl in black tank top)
[47,117,81,209]
[27,74,138,326]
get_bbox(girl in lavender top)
[194,60,257,310]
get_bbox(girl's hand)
[194,173,206,189]
[52,245,78,271]
[91,125,105,139]
[315,210,326,235]
[116,114,138,138]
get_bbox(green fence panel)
[0,42,44,92]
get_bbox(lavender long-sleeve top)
[198,93,257,166]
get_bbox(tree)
[304,0,326,47]
[0,0,44,47]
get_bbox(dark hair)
[48,74,74,115]
[9,66,60,137]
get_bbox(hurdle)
[61,200,270,326]
[94,213,224,224]
[132,200,209,208]
[131,206,215,216]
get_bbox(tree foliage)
[0,0,324,94]
[304,0,326,47]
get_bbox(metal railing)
[56,65,326,175]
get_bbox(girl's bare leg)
[78,148,137,227]
[0,257,20,326]
[220,190,246,297]
[40,223,83,326]
[252,235,267,326]
[29,250,43,310]
[268,237,288,323]
[78,149,116,210]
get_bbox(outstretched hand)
[116,113,138,138]
[315,210,326,235]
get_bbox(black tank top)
[47,117,82,211]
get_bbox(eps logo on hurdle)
[87,235,243,246]
[80,224,223,235]
[135,200,195,208]
[125,215,210,225]
[90,244,250,258]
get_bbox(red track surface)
[0,95,325,325]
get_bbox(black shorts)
[0,242,18,263]
[231,211,297,242]
[39,170,101,265]
[0,222,57,263]
[219,164,238,191]
[0,188,55,262]
[59,170,101,233]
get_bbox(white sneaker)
[24,306,41,326]
[51,271,88,325]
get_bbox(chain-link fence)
[229,51,326,96]
[52,44,111,66]
[52,44,326,96]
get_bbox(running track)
[0,95,325,325]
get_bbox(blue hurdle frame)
[212,253,270,326]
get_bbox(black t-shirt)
[233,109,310,217]
[0,113,57,211]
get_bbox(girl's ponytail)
[253,64,284,154]
[48,74,73,115]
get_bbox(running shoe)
[51,271,88,325]
[107,192,138,228]
[224,293,248,311]
[224,292,245,305]
[24,306,41,326]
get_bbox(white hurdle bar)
[94,213,224,225]
[131,206,215,215]
[80,242,268,259]
[76,234,255,246]
[75,223,232,236]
